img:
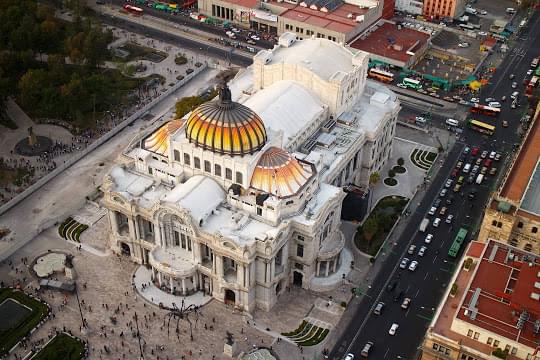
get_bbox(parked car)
[489,151,496,159]
[475,158,483,166]
[485,97,496,102]
[446,195,454,205]
[463,146,470,154]
[440,189,447,197]
[408,260,418,271]
[439,207,447,216]
[418,246,427,257]
[425,233,433,244]
[408,245,417,255]
[433,218,441,227]
[489,167,497,175]
[401,298,411,309]
[481,150,488,159]
[512,82,518,89]
[495,153,501,161]
[471,147,479,156]
[389,323,399,335]
[481,166,488,174]
[446,214,454,224]
[470,97,480,103]
[428,206,437,215]
[445,179,453,188]
[453,184,461,193]
[400,258,410,269]
[489,101,501,108]
[502,120,509,127]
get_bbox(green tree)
[18,68,51,109]
[82,27,112,68]
[397,157,405,166]
[369,172,380,186]
[362,217,379,251]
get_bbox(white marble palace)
[102,33,400,312]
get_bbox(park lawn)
[32,333,85,360]
[354,196,409,256]
[0,289,49,357]
[115,42,168,63]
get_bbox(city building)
[395,0,423,15]
[421,239,540,360]
[197,0,384,43]
[101,33,400,312]
[349,20,430,68]
[477,104,540,255]
[382,0,396,19]
[422,0,466,19]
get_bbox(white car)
[389,323,399,335]
[433,218,441,227]
[231,28,240,33]
[488,101,501,108]
[408,245,417,255]
[489,151,496,159]
[418,246,427,257]
[425,233,433,244]
[485,97,496,102]
[478,31,488,35]
[400,257,410,269]
[446,214,454,224]
[511,82,518,89]
[480,9,487,15]
[445,179,453,188]
[470,97,480,103]
[344,354,354,360]
[408,260,418,271]
[397,83,407,89]
[527,69,534,76]
[401,297,411,309]
[511,91,519,99]
[440,189,447,197]
[250,35,260,40]
[428,206,437,215]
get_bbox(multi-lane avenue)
[330,8,540,360]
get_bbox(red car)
[471,147,479,156]
[451,168,459,178]
[484,159,492,167]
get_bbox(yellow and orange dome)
[185,86,267,156]
[250,147,315,198]
[144,120,183,155]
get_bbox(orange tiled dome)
[144,120,183,155]
[185,85,267,156]
[250,147,315,198]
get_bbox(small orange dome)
[251,147,315,198]
[185,86,267,156]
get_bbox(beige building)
[477,104,540,255]
[422,0,466,19]
[197,0,383,43]
[421,240,540,360]
[101,34,400,312]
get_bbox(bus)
[468,119,495,135]
[535,67,540,77]
[469,103,501,117]
[368,68,394,83]
[526,76,538,97]
[459,23,475,30]
[448,228,468,258]
[123,4,143,15]
[402,77,422,90]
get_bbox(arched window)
[214,164,222,176]
[174,150,180,161]
[204,160,211,173]
[524,243,533,252]
[183,153,191,166]
[194,157,201,169]
[235,171,243,185]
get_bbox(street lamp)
[134,312,145,360]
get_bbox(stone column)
[181,278,186,295]
[160,224,166,247]
[154,223,161,246]
[325,261,329,277]
[109,211,119,234]
[316,261,321,277]
[152,267,156,280]
[193,274,198,290]
[170,277,174,294]
[193,241,201,262]
[128,218,136,240]
[133,217,140,240]
[158,272,163,287]
[237,264,243,285]
[333,257,338,272]
[216,256,224,278]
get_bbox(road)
[97,13,253,67]
[330,8,540,360]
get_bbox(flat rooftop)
[349,21,430,63]
[275,2,367,34]
[432,240,540,355]
[500,103,540,205]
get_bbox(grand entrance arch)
[120,242,131,256]
[293,271,303,287]
[224,289,235,305]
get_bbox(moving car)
[345,353,355,360]
[389,323,399,335]
[509,74,515,80]
[470,97,480,103]
[373,302,385,315]
[408,260,418,271]
[489,101,501,108]
[502,120,509,127]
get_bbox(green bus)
[535,67,540,77]
[448,228,468,258]
[402,77,422,90]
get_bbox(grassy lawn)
[32,333,85,360]
[0,289,49,357]
[116,42,167,63]
[384,177,397,186]
[354,196,409,256]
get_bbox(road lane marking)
[432,256,437,264]
[424,272,429,280]
[415,289,420,298]
[384,347,390,358]
[405,307,410,318]
[406,284,410,293]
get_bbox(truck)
[419,218,429,232]
[531,57,540,69]
[465,7,478,15]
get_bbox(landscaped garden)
[410,148,437,171]
[0,288,49,357]
[116,42,167,63]
[32,332,85,360]
[58,217,89,242]
[282,320,330,346]
[354,196,409,256]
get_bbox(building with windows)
[477,104,540,255]
[395,0,423,15]
[101,33,399,312]
[421,239,540,360]
[422,0,466,19]
[197,0,384,43]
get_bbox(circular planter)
[393,165,407,174]
[384,177,398,186]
